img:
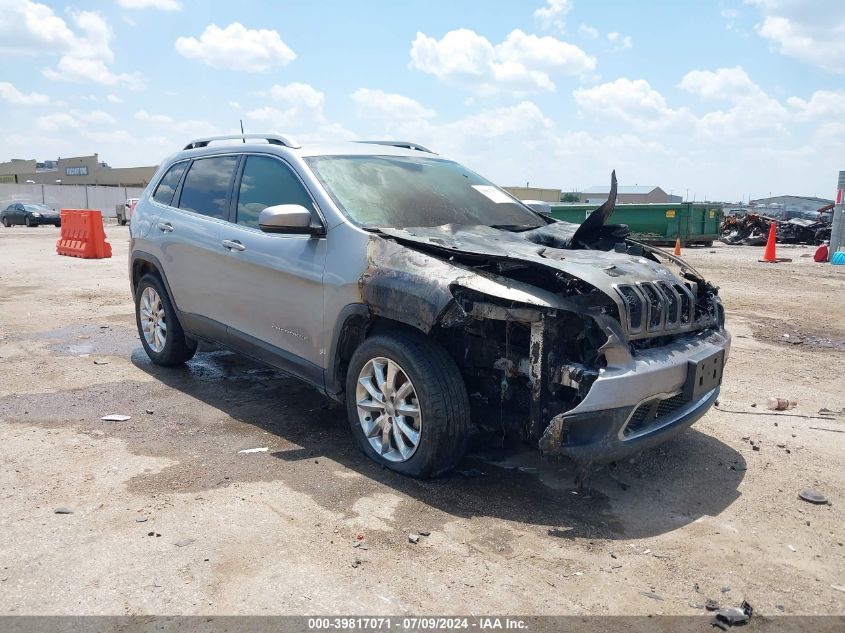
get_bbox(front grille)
[615,282,696,339]
[624,392,689,438]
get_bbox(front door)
[216,154,327,373]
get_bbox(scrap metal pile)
[719,212,774,245]
[720,208,832,246]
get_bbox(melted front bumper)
[539,327,730,465]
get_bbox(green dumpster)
[549,203,723,247]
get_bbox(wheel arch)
[325,305,434,401]
[130,251,178,311]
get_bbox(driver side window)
[236,155,314,229]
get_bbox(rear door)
[216,154,328,373]
[157,155,239,329]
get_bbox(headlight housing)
[31,212,41,217]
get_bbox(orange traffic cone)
[761,222,777,263]
[673,238,682,256]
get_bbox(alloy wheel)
[355,356,422,462]
[139,286,167,353]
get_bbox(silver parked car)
[129,134,730,477]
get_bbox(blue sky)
[1,0,844,201]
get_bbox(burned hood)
[378,222,685,290]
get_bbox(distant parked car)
[117,198,139,226]
[1,202,61,227]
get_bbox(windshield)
[305,155,545,230]
[24,204,50,212]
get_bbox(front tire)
[25,216,35,227]
[135,274,196,366]
[345,331,469,478]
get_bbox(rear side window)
[178,156,239,220]
[152,162,187,206]
[235,155,313,229]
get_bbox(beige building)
[0,154,157,187]
[502,186,562,203]
[580,185,682,204]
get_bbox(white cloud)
[534,0,572,31]
[747,0,845,73]
[409,28,596,94]
[577,69,791,140]
[134,109,219,136]
[0,82,48,105]
[606,32,633,50]
[175,23,296,72]
[573,78,694,131]
[351,89,435,122]
[117,0,182,10]
[578,24,599,38]
[0,3,145,88]
[0,0,77,55]
[270,83,325,111]
[36,109,115,131]
[244,82,348,140]
[787,90,845,120]
[106,94,123,104]
[678,66,788,136]
[678,66,764,101]
[43,57,146,89]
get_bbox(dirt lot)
[1,225,844,617]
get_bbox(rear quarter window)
[152,162,188,206]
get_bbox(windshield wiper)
[489,224,537,232]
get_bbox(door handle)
[157,222,174,233]
[221,239,246,252]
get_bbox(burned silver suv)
[129,134,729,477]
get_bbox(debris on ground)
[712,600,753,629]
[788,544,797,552]
[145,409,154,415]
[147,532,161,537]
[135,515,148,523]
[408,534,420,544]
[767,397,797,411]
[101,414,131,422]
[352,541,369,550]
[418,530,431,536]
[639,591,663,601]
[238,447,269,454]
[174,538,195,547]
[54,507,74,514]
[92,360,109,365]
[798,489,829,505]
[705,599,720,611]
[351,558,362,568]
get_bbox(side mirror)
[258,204,321,234]
[521,200,552,216]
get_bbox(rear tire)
[135,274,197,366]
[2,217,9,227]
[345,330,469,478]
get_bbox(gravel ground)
[0,225,843,616]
